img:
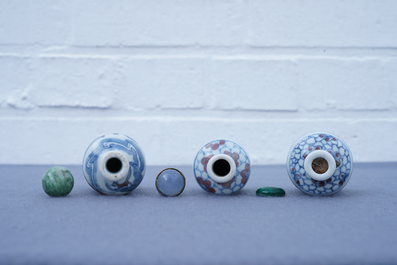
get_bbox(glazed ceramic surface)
[193,139,251,195]
[287,132,353,196]
[82,133,146,195]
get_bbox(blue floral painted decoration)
[82,133,146,195]
[287,132,353,196]
[193,139,251,195]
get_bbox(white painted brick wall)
[1,1,396,165]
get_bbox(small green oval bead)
[256,187,285,197]
[42,166,74,197]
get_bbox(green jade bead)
[256,187,285,197]
[42,166,74,197]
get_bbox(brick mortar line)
[1,117,396,122]
[1,46,397,59]
[1,53,397,61]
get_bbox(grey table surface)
[0,163,396,265]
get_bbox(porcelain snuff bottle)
[82,133,146,195]
[193,139,251,195]
[286,132,353,196]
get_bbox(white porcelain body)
[82,133,146,195]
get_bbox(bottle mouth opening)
[212,159,231,177]
[106,157,123,174]
[311,157,329,174]
[304,150,336,181]
[207,154,236,183]
[99,151,129,181]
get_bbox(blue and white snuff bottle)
[193,139,251,195]
[82,133,146,195]
[287,132,353,196]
